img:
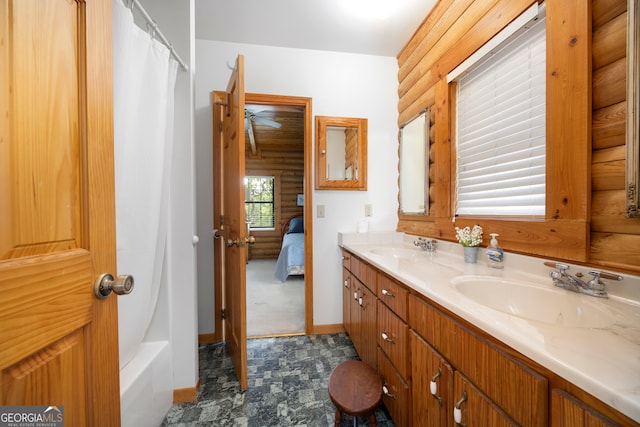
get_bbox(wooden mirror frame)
[315,116,368,190]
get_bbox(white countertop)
[339,231,640,422]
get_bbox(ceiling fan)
[244,108,281,155]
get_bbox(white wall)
[195,40,399,332]
[138,0,198,392]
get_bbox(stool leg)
[369,412,377,427]
[334,409,341,427]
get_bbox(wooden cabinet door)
[359,283,377,368]
[551,389,623,427]
[0,0,120,425]
[342,268,351,335]
[453,372,517,427]
[349,278,362,355]
[411,331,453,427]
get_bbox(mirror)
[627,0,639,218]
[315,116,367,190]
[399,110,429,215]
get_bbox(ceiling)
[195,0,438,57]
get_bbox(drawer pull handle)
[381,331,395,343]
[344,279,349,288]
[382,384,396,400]
[454,391,467,425]
[353,291,358,300]
[429,368,442,407]
[381,288,395,298]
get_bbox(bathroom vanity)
[339,232,640,426]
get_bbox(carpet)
[246,259,305,337]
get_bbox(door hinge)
[221,308,226,319]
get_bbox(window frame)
[244,175,277,231]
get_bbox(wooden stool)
[328,360,383,426]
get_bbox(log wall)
[396,0,640,273]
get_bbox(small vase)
[463,246,479,264]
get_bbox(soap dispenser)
[487,233,504,268]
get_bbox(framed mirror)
[627,0,640,218]
[315,116,367,190]
[399,110,429,215]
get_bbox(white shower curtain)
[112,0,179,369]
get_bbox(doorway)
[213,94,313,340]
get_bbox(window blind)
[455,13,546,216]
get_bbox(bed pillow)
[288,217,304,233]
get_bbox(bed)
[274,214,304,282]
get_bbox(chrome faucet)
[545,262,623,298]
[414,237,437,253]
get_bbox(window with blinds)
[454,8,546,217]
[244,176,275,229]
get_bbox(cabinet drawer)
[377,273,408,321]
[350,256,377,294]
[377,301,409,380]
[410,294,548,426]
[378,348,410,427]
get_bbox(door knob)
[226,236,256,247]
[94,273,135,299]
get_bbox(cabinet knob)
[454,390,467,425]
[381,331,395,344]
[343,279,349,288]
[430,368,443,407]
[381,288,395,298]
[382,384,397,400]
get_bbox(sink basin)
[368,247,421,259]
[451,276,617,328]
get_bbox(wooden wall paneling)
[398,0,475,91]
[398,0,494,99]
[590,232,640,271]
[592,11,627,69]
[592,101,626,150]
[591,189,640,233]
[592,0,627,28]
[592,160,626,192]
[397,0,461,68]
[593,57,627,110]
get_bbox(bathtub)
[120,341,173,427]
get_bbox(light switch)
[365,204,373,217]
[317,204,326,218]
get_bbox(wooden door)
[0,0,120,425]
[222,55,248,390]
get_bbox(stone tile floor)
[161,334,395,426]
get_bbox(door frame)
[212,93,313,341]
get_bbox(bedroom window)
[244,176,275,229]
[450,3,546,217]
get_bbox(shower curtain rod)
[130,0,189,71]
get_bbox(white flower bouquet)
[454,225,483,247]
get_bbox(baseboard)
[173,378,200,404]
[198,333,220,345]
[312,324,346,335]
